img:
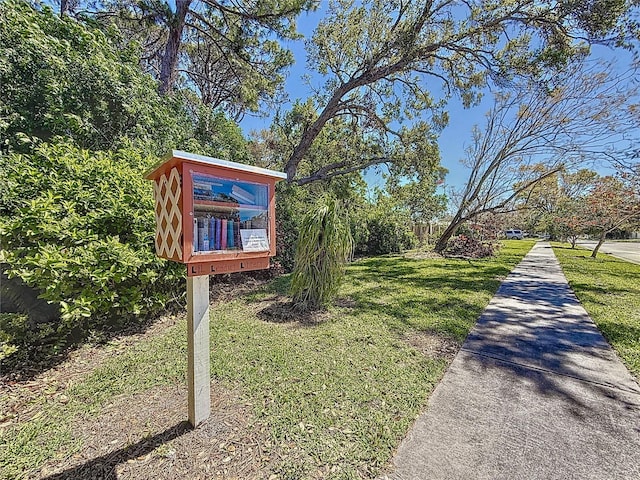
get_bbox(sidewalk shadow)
[41,421,192,480]
[462,266,640,412]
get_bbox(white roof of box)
[145,150,288,180]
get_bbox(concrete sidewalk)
[384,242,640,480]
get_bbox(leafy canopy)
[0,0,189,153]
[279,0,639,185]
[88,0,316,117]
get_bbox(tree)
[279,0,639,185]
[253,100,445,255]
[386,169,448,226]
[584,176,640,257]
[553,202,588,248]
[87,0,314,118]
[525,169,599,240]
[355,188,419,255]
[433,60,638,252]
[0,0,190,153]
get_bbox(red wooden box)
[145,151,287,276]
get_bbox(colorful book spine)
[197,218,203,251]
[211,217,217,250]
[198,217,209,251]
[227,219,234,248]
[216,217,222,250]
[208,217,215,251]
[221,219,228,249]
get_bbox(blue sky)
[239,5,637,195]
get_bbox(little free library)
[145,151,287,427]
[145,150,287,276]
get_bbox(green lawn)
[553,245,640,381]
[0,240,534,479]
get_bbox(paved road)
[383,242,640,480]
[576,240,640,264]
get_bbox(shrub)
[290,198,353,311]
[0,0,189,154]
[0,142,183,353]
[274,183,304,272]
[442,235,497,258]
[0,313,25,360]
[359,214,416,255]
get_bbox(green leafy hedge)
[0,142,183,350]
[0,0,189,153]
[361,214,416,255]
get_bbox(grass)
[0,240,535,479]
[552,244,640,381]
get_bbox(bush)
[0,313,25,360]
[442,235,497,258]
[0,142,183,352]
[290,198,353,311]
[358,214,416,255]
[274,183,304,272]
[0,0,189,154]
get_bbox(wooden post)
[187,275,210,427]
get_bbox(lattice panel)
[153,167,183,261]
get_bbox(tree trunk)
[159,0,191,95]
[284,83,352,182]
[591,232,607,258]
[283,57,413,182]
[434,215,465,253]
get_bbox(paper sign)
[240,229,269,252]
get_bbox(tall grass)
[290,198,353,311]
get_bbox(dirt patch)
[403,331,460,361]
[255,296,330,325]
[334,297,357,309]
[35,383,275,480]
[209,273,273,304]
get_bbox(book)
[216,217,222,250]
[221,219,228,249]
[208,217,215,251]
[231,184,255,204]
[198,217,209,251]
[213,218,220,250]
[227,219,234,248]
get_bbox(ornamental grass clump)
[290,198,353,312]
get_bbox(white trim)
[168,150,288,179]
